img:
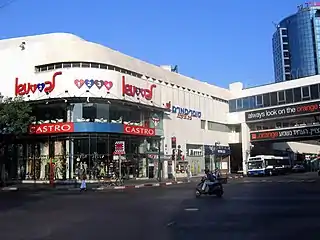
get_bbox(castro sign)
[245,101,320,122]
[29,123,74,134]
[123,125,155,137]
[250,125,320,142]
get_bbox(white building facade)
[0,33,232,182]
[229,77,320,174]
[1,33,320,181]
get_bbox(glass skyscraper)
[272,3,320,82]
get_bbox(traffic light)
[171,137,176,149]
[171,149,176,160]
[177,149,183,160]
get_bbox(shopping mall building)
[1,33,320,182]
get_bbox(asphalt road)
[0,173,319,240]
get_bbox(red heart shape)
[74,79,85,89]
[104,81,113,90]
[29,84,37,93]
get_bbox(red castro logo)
[29,123,74,134]
[124,125,155,136]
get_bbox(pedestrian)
[186,165,191,182]
[80,173,87,192]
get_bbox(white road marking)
[184,208,199,211]
[166,221,175,227]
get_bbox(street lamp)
[157,136,164,182]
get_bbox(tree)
[0,96,34,185]
[0,96,34,136]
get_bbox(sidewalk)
[0,178,188,192]
[0,174,243,192]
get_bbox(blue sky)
[0,0,305,89]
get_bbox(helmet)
[204,168,210,174]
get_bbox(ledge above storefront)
[28,122,163,137]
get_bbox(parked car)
[292,164,306,173]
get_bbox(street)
[0,173,319,240]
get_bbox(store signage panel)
[165,102,201,120]
[28,122,159,136]
[29,122,74,134]
[172,105,201,120]
[123,124,155,136]
[245,101,320,122]
[15,72,62,96]
[73,122,123,133]
[12,69,121,100]
[114,141,125,155]
[11,69,163,106]
[74,79,113,90]
[122,76,156,101]
[250,125,320,142]
[204,145,231,155]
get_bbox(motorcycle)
[195,176,224,198]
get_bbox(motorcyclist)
[201,168,218,192]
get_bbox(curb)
[0,181,187,192]
[0,187,19,192]
[228,175,244,179]
[92,180,185,191]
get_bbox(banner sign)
[250,125,320,142]
[172,105,201,120]
[114,141,125,155]
[123,124,155,136]
[204,145,231,155]
[29,122,74,134]
[245,101,320,122]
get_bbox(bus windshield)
[248,161,263,170]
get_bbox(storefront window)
[2,134,163,182]
[82,103,96,121]
[73,102,164,127]
[73,103,83,121]
[109,104,141,124]
[23,136,67,181]
[33,103,67,123]
[96,103,109,120]
[72,134,161,180]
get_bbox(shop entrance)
[9,133,162,182]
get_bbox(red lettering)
[29,122,74,134]
[15,71,62,96]
[123,125,155,136]
[251,131,279,140]
[296,104,319,113]
[122,76,156,101]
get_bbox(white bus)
[247,155,291,176]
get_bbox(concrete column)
[241,122,251,175]
[163,160,168,179]
[66,106,74,179]
[69,141,74,179]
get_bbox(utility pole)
[171,136,177,181]
[213,141,220,171]
[174,149,177,182]
[157,137,162,182]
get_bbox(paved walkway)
[0,174,241,192]
[1,178,189,192]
